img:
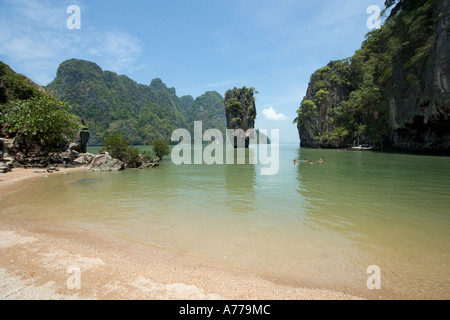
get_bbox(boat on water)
[346,144,381,152]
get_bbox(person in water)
[319,158,323,163]
[310,160,314,165]
[293,159,297,165]
[303,159,308,163]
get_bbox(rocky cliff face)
[224,87,257,148]
[389,0,450,154]
[298,61,353,148]
[297,0,449,154]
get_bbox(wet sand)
[0,168,363,300]
[0,167,86,198]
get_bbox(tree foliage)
[102,134,158,167]
[1,95,81,153]
[102,134,130,161]
[151,139,169,160]
[0,61,41,104]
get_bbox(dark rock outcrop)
[388,0,450,154]
[68,120,90,154]
[138,157,160,169]
[2,125,92,168]
[224,87,257,148]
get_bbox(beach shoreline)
[0,166,86,199]
[0,167,363,300]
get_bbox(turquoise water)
[1,145,449,299]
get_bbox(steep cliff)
[224,86,257,148]
[296,0,449,154]
[388,0,450,153]
[296,60,355,148]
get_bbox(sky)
[0,0,387,144]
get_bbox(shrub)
[151,139,169,160]
[102,134,129,161]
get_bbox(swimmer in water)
[310,160,314,165]
[319,158,323,163]
[293,159,297,165]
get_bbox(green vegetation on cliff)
[184,91,227,136]
[46,59,226,145]
[295,0,441,149]
[224,86,257,131]
[0,61,44,104]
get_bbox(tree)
[151,139,169,160]
[294,100,318,127]
[102,134,129,161]
[1,95,81,154]
[123,146,142,168]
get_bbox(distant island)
[294,0,449,155]
[46,59,227,146]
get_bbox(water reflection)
[224,146,256,215]
[295,148,450,299]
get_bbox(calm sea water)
[1,145,449,299]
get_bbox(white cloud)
[88,30,143,73]
[201,79,240,89]
[262,107,289,121]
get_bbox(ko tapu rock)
[224,86,257,148]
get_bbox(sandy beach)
[0,168,363,300]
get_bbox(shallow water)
[1,145,449,299]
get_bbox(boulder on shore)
[74,153,95,165]
[0,163,11,173]
[85,154,124,172]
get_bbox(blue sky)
[0,0,387,144]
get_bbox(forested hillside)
[47,59,226,145]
